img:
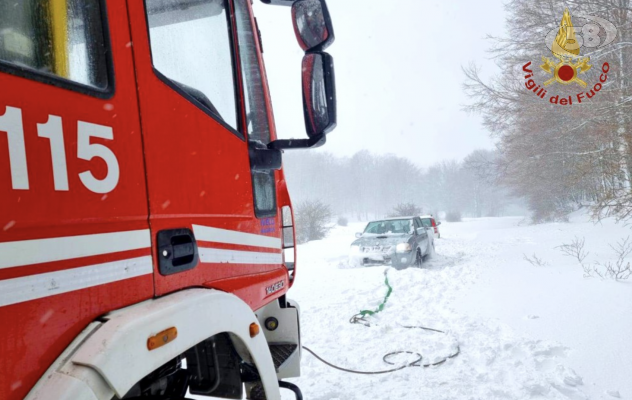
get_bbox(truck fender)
[26,289,281,400]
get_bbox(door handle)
[173,242,195,259]
[157,228,199,276]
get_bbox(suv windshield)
[364,219,412,235]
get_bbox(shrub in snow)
[294,200,334,244]
[446,211,462,222]
[590,237,632,281]
[389,203,422,217]
[337,216,348,227]
[523,253,548,266]
[557,237,589,264]
[530,200,571,224]
[558,236,632,281]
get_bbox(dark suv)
[349,217,433,269]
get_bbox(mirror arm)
[267,134,326,150]
[249,140,282,171]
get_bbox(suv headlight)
[396,243,412,253]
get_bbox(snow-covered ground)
[278,214,631,399]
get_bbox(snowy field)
[277,214,631,400]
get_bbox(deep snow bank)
[283,216,630,399]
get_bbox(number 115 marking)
[0,106,120,194]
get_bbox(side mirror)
[302,52,336,138]
[355,232,362,238]
[268,52,336,150]
[266,0,337,151]
[292,0,335,52]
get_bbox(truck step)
[269,344,298,370]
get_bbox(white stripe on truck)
[0,225,283,306]
[193,224,281,249]
[0,256,153,307]
[0,229,152,270]
[198,247,282,265]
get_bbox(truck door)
[0,2,152,399]
[127,0,286,299]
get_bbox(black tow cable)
[302,268,461,375]
[302,325,461,375]
[302,346,422,375]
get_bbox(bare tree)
[464,0,632,222]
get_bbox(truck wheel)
[121,334,244,400]
[248,383,266,400]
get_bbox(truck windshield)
[234,0,276,217]
[146,0,238,129]
[0,0,109,88]
[234,0,270,144]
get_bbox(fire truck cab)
[0,0,336,399]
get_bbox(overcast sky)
[253,0,507,167]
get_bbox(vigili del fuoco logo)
[523,8,615,106]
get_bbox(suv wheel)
[425,242,435,260]
[415,249,423,268]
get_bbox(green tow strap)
[351,269,392,324]
[330,268,462,371]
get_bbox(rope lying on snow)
[303,268,461,375]
[302,346,422,375]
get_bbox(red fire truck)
[0,0,336,399]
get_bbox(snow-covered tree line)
[464,0,632,222]
[283,149,514,220]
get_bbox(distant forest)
[283,149,523,221]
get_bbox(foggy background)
[254,0,504,165]
[255,0,632,224]
[254,0,521,220]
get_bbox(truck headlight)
[396,243,412,253]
